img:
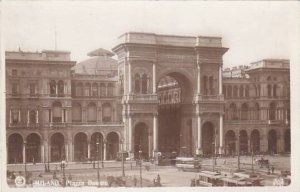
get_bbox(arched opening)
[134,73,141,93]
[29,110,36,124]
[74,132,88,161]
[141,74,148,94]
[8,134,23,164]
[100,83,106,97]
[225,130,236,155]
[57,80,64,96]
[90,132,104,161]
[229,103,238,120]
[253,103,260,120]
[26,133,41,163]
[273,85,277,97]
[92,83,98,97]
[52,101,62,123]
[87,103,97,122]
[157,72,193,157]
[202,122,215,156]
[102,102,112,123]
[227,85,232,98]
[85,83,91,96]
[134,123,149,159]
[107,83,114,96]
[245,85,250,97]
[267,84,272,98]
[233,85,238,98]
[50,80,56,96]
[50,133,65,162]
[284,129,290,153]
[241,103,249,120]
[250,129,260,154]
[268,129,277,154]
[106,132,119,160]
[76,83,83,96]
[72,102,82,122]
[239,86,244,98]
[239,130,248,154]
[269,102,276,120]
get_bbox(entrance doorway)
[134,123,149,159]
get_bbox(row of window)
[202,76,215,95]
[72,82,114,97]
[223,85,250,99]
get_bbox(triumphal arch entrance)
[112,32,228,159]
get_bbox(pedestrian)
[223,159,226,165]
[271,166,275,174]
[133,176,137,187]
[157,174,161,184]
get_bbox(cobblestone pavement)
[6,155,290,187]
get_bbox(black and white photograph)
[1,1,300,191]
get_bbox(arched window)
[267,84,272,98]
[233,85,238,98]
[239,86,244,98]
[253,103,260,120]
[134,74,141,93]
[50,80,56,96]
[52,102,62,123]
[245,85,249,97]
[102,103,112,123]
[72,103,82,122]
[29,110,36,124]
[273,85,277,97]
[267,76,272,81]
[76,83,83,97]
[92,83,98,97]
[107,83,113,96]
[203,76,208,95]
[227,85,232,98]
[11,108,20,125]
[229,103,238,120]
[209,76,214,95]
[87,103,97,122]
[141,74,148,94]
[223,85,227,98]
[85,83,91,97]
[100,83,106,97]
[241,103,249,120]
[269,102,276,120]
[57,80,64,96]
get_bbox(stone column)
[219,113,224,155]
[128,115,133,157]
[41,143,45,162]
[153,114,158,154]
[197,64,201,94]
[9,110,12,125]
[128,61,132,94]
[18,109,21,123]
[27,110,29,125]
[62,109,64,123]
[65,142,69,161]
[68,139,73,162]
[50,109,53,123]
[87,141,91,160]
[103,140,107,161]
[23,143,26,163]
[197,114,202,155]
[153,62,157,93]
[219,64,223,94]
[36,110,39,123]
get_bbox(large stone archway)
[113,32,228,158]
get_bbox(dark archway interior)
[268,129,277,154]
[284,129,290,153]
[251,130,260,153]
[74,132,88,161]
[239,130,248,154]
[106,132,119,160]
[8,134,23,164]
[90,132,104,160]
[134,123,149,159]
[51,133,65,162]
[225,130,236,155]
[202,122,214,155]
[26,133,41,163]
[157,73,193,158]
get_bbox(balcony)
[194,94,224,103]
[225,119,286,125]
[123,94,158,103]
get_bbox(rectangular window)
[12,110,19,124]
[29,83,36,96]
[12,83,19,96]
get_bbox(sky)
[2,1,299,68]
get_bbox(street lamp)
[121,138,125,177]
[139,145,142,187]
[61,159,66,187]
[24,141,27,181]
[96,137,100,187]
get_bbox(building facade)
[6,32,290,164]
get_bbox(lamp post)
[61,159,66,187]
[101,139,105,168]
[24,141,27,181]
[121,138,125,177]
[139,145,142,187]
[96,137,100,187]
